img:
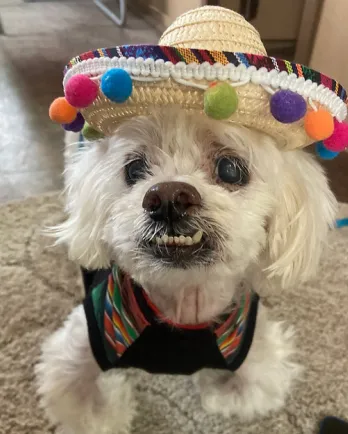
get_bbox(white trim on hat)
[63,57,347,121]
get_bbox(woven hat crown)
[159,6,267,55]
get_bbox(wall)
[310,0,348,89]
[162,0,204,27]
[219,0,303,40]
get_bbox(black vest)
[83,267,259,375]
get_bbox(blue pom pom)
[101,68,133,103]
[315,141,339,160]
[336,218,348,228]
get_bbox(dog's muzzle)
[140,182,215,267]
[142,182,201,223]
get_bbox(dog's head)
[59,109,336,296]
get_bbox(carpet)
[1,194,348,434]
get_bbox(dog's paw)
[197,373,247,417]
[197,371,284,421]
[50,373,136,434]
[90,371,136,434]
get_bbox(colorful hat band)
[64,46,346,101]
[50,45,348,159]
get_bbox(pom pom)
[304,109,334,140]
[336,218,348,228]
[101,68,133,103]
[323,119,348,152]
[49,97,77,124]
[63,112,85,132]
[270,90,307,123]
[65,74,99,108]
[315,141,339,160]
[82,123,104,140]
[204,82,238,120]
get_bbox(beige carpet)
[1,194,348,434]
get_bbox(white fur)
[37,109,337,432]
[35,305,136,434]
[194,304,301,419]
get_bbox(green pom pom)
[82,123,104,141]
[204,82,238,120]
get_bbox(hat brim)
[62,45,347,150]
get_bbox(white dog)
[36,108,336,434]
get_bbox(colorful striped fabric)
[65,45,346,101]
[104,273,149,357]
[215,291,251,364]
[102,266,253,364]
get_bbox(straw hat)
[49,6,348,158]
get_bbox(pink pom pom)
[65,74,99,108]
[323,119,348,152]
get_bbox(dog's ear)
[264,151,337,288]
[54,139,111,269]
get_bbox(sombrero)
[49,6,348,159]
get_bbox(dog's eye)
[125,158,149,185]
[215,157,249,185]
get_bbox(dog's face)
[102,111,277,289]
[60,109,336,297]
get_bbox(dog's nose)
[142,182,201,222]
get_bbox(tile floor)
[0,1,347,203]
[0,0,158,202]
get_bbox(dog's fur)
[36,109,337,433]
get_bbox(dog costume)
[49,6,348,374]
[83,266,259,375]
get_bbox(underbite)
[151,230,203,246]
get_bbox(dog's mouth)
[151,229,204,248]
[140,224,215,268]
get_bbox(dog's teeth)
[179,235,186,245]
[185,236,193,245]
[153,232,202,247]
[192,230,203,244]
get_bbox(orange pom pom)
[304,109,334,140]
[49,97,77,124]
